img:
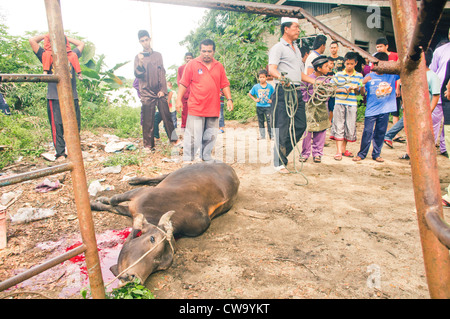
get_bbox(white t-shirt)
[304,50,320,74]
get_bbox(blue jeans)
[384,116,404,141]
[357,113,389,159]
[219,104,225,128]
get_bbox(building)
[267,0,450,56]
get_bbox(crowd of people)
[9,19,448,206]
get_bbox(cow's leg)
[109,187,148,206]
[90,200,131,217]
[128,174,169,186]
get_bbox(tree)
[181,1,278,91]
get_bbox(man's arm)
[446,81,450,100]
[222,86,233,112]
[29,34,45,53]
[67,36,84,53]
[430,94,440,112]
[176,84,187,113]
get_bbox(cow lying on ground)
[90,162,240,284]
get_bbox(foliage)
[103,152,142,167]
[106,279,155,299]
[181,1,278,91]
[0,113,49,169]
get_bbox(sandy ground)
[0,119,449,299]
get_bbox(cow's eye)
[150,236,155,243]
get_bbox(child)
[331,51,364,161]
[353,52,400,163]
[248,69,274,139]
[300,55,331,163]
[397,49,442,160]
[42,34,82,80]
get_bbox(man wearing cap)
[268,17,316,173]
[134,29,180,151]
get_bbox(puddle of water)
[7,228,132,298]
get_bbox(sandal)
[374,157,384,162]
[352,156,362,162]
[299,156,308,162]
[399,153,410,160]
[342,150,353,157]
[334,154,342,161]
[313,156,321,163]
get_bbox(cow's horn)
[133,213,149,230]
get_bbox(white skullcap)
[281,17,299,24]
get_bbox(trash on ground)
[10,207,56,224]
[35,178,61,193]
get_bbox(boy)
[353,52,400,163]
[300,55,331,163]
[331,51,364,160]
[248,69,274,139]
[42,34,82,80]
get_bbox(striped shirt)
[334,70,363,107]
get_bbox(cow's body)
[90,162,240,284]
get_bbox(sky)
[0,0,207,79]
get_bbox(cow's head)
[110,211,176,284]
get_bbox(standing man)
[177,52,194,131]
[29,33,84,162]
[176,39,233,163]
[304,34,327,75]
[429,28,450,157]
[268,17,316,173]
[134,30,180,151]
[329,41,344,73]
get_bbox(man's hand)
[226,99,234,112]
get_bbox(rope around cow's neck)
[105,225,175,288]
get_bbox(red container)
[0,207,6,249]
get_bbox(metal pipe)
[44,0,105,299]
[0,163,73,187]
[137,0,379,64]
[0,74,60,83]
[0,244,86,292]
[405,0,447,70]
[390,0,450,299]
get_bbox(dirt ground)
[1,119,449,299]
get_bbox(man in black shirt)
[29,34,84,161]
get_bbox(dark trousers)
[256,107,272,139]
[357,113,389,159]
[271,84,306,167]
[47,99,80,158]
[142,97,177,149]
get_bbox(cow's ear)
[110,264,119,276]
[158,210,175,237]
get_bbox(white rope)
[105,225,174,288]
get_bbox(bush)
[0,113,49,169]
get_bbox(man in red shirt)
[176,39,233,163]
[177,52,194,130]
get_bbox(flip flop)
[334,154,342,161]
[352,156,362,162]
[342,150,353,157]
[374,157,384,162]
[313,156,321,163]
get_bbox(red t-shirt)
[388,52,398,61]
[180,57,230,117]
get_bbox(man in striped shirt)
[330,52,363,161]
